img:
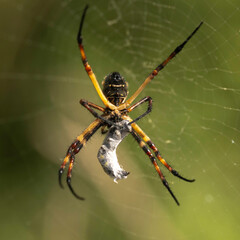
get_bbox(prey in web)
[97,120,131,183]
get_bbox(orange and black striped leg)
[126,96,152,124]
[131,129,180,205]
[123,22,203,108]
[59,139,84,200]
[59,154,71,188]
[77,5,115,110]
[146,140,195,182]
[59,119,103,199]
[130,121,195,182]
[66,156,85,200]
[153,21,203,74]
[80,99,115,126]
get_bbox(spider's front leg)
[77,5,115,110]
[59,118,103,200]
[120,21,203,109]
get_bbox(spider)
[59,5,203,205]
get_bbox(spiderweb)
[1,0,240,239]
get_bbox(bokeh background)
[1,0,240,239]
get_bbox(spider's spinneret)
[102,72,128,106]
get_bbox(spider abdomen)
[102,72,128,106]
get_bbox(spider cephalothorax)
[102,72,128,106]
[59,4,203,205]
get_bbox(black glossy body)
[102,72,128,106]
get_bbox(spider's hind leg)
[132,122,195,182]
[130,129,180,205]
[59,138,82,188]
[66,155,85,200]
[147,139,195,182]
[58,139,85,200]
[59,119,103,200]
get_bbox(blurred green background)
[1,0,240,239]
